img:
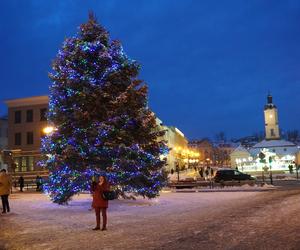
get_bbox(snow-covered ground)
[1,186,300,250]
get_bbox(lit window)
[21,157,27,172]
[28,156,34,171]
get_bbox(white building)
[156,118,190,172]
[231,94,300,173]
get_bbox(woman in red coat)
[92,175,110,231]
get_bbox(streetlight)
[259,151,266,184]
[175,163,180,182]
[294,161,299,180]
[43,126,55,135]
[173,147,183,182]
[269,156,273,185]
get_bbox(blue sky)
[0,0,299,139]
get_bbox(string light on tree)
[41,13,168,204]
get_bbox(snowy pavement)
[1,185,300,250]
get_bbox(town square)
[0,1,300,250]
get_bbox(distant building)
[189,139,213,166]
[4,96,193,176]
[231,135,260,148]
[264,94,280,140]
[230,145,252,170]
[0,116,8,149]
[231,94,300,172]
[5,96,49,174]
[189,139,236,167]
[157,118,190,171]
[0,116,8,170]
[213,142,236,167]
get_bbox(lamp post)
[187,150,190,169]
[42,126,55,173]
[294,161,299,180]
[175,163,180,182]
[174,147,182,182]
[269,156,273,185]
[259,151,266,184]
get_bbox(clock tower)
[264,94,280,140]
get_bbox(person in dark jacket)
[36,175,42,191]
[18,176,24,192]
[91,176,110,231]
[199,168,204,178]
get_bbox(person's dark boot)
[101,227,107,231]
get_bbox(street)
[1,182,300,250]
[162,185,300,250]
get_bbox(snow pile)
[281,176,297,180]
[168,169,199,181]
[260,183,275,188]
[174,183,276,193]
[222,183,275,190]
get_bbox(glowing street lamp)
[43,126,55,135]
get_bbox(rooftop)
[5,95,48,107]
[252,139,296,148]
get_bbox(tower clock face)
[266,111,276,124]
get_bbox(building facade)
[264,94,280,140]
[230,145,252,170]
[5,97,195,176]
[157,119,189,172]
[213,142,236,167]
[0,116,8,170]
[189,139,213,166]
[231,94,300,173]
[5,96,49,173]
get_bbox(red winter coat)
[92,182,110,208]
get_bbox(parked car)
[214,169,255,183]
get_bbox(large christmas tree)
[41,13,167,204]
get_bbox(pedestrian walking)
[205,168,210,180]
[18,176,24,192]
[36,175,41,191]
[39,176,44,191]
[91,176,110,231]
[199,168,204,178]
[0,169,12,214]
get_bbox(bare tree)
[215,131,226,143]
[287,130,299,142]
